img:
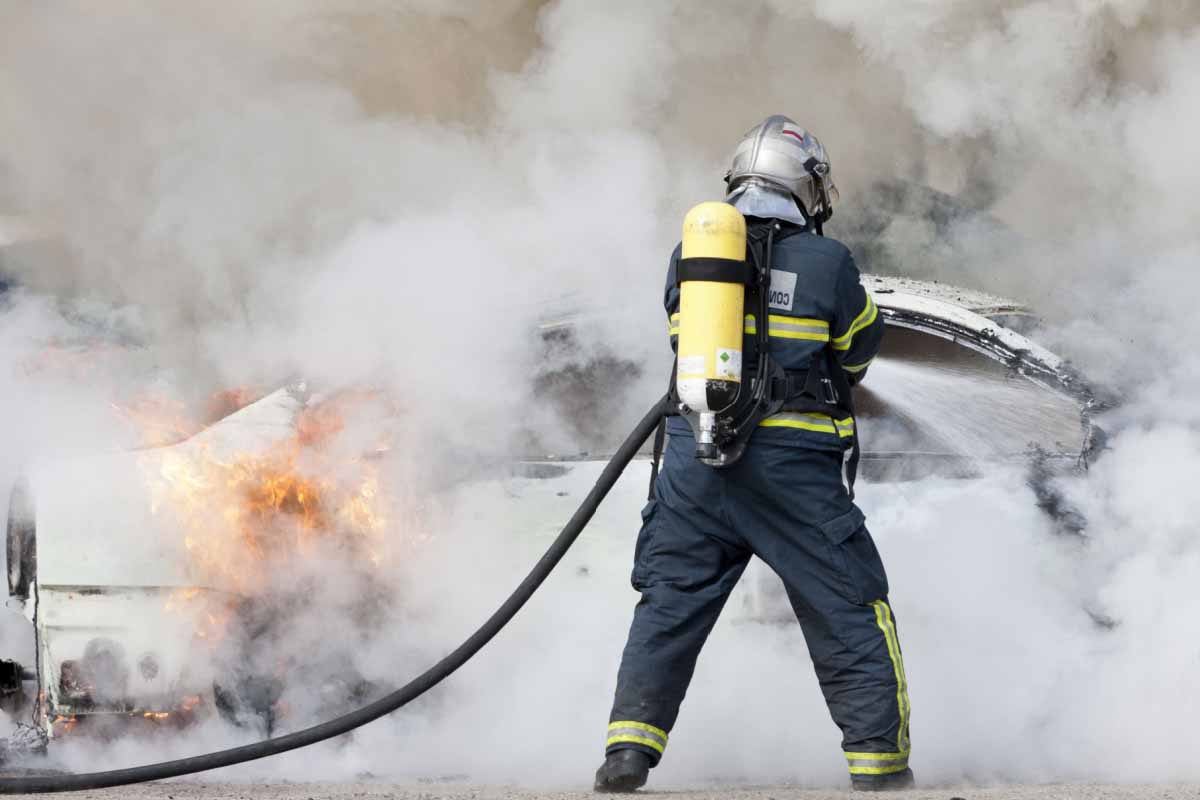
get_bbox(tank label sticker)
[716,349,742,379]
[768,269,797,311]
[678,355,705,378]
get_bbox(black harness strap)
[646,415,667,502]
[676,257,752,285]
[776,349,860,498]
[707,221,785,463]
[647,355,677,501]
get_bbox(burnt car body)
[6,388,310,737]
[854,274,1101,477]
[521,272,1106,625]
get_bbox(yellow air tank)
[675,202,747,461]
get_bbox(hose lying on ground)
[0,395,669,794]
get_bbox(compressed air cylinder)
[675,202,747,458]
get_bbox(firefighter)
[594,116,912,793]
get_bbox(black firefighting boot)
[593,749,651,793]
[850,767,915,792]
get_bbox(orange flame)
[115,394,197,448]
[51,715,79,736]
[117,387,266,449]
[203,387,264,425]
[143,393,391,605]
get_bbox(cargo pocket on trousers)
[630,500,659,590]
[817,507,890,605]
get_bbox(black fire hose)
[0,396,669,794]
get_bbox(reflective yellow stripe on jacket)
[759,412,855,438]
[831,294,877,351]
[744,314,829,342]
[843,357,874,374]
[668,313,829,343]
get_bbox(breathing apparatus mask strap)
[801,156,833,236]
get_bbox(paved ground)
[10,782,1199,800]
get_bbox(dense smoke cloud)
[0,0,1198,790]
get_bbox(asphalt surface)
[10,783,1199,800]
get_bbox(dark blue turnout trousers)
[605,435,911,779]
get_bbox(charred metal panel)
[19,387,308,733]
[34,586,222,723]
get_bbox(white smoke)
[0,0,1198,791]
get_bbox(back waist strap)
[768,369,848,414]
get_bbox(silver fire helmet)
[724,115,839,221]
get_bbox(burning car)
[0,199,1106,744]
[5,383,394,742]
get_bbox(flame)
[144,393,391,602]
[164,587,237,642]
[115,394,197,448]
[117,387,264,448]
[51,715,78,736]
[203,387,264,425]
[296,389,389,447]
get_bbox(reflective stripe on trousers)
[844,599,911,776]
[844,750,910,775]
[609,439,904,770]
[607,720,668,755]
